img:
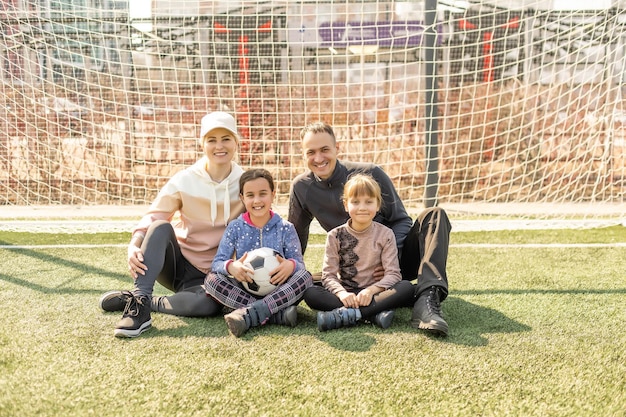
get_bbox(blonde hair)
[343,173,382,209]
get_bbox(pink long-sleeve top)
[322,220,402,294]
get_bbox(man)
[288,121,451,336]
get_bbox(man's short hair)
[300,121,336,144]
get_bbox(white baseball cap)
[199,111,239,142]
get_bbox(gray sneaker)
[372,310,395,329]
[317,307,362,331]
[268,305,298,327]
[224,308,250,337]
[99,290,133,312]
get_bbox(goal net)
[2,0,626,226]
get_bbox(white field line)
[1,219,625,234]
[2,243,626,249]
[451,243,626,248]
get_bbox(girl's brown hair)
[239,168,275,194]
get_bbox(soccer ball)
[242,247,281,297]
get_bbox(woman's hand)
[268,254,295,286]
[127,245,147,279]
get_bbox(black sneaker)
[114,294,152,338]
[411,287,448,336]
[99,290,132,312]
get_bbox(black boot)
[411,286,448,336]
[268,305,298,327]
[224,300,272,337]
[317,307,362,331]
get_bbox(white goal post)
[1,0,626,225]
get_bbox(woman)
[99,111,245,338]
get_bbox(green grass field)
[1,227,625,416]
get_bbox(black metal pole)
[424,0,439,207]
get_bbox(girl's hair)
[300,121,336,144]
[239,168,275,194]
[343,173,382,208]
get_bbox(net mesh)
[2,0,626,225]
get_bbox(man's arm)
[288,183,313,254]
[371,166,413,251]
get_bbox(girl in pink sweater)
[303,173,415,331]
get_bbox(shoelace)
[119,290,133,304]
[426,288,442,315]
[122,295,139,317]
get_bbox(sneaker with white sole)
[114,294,152,338]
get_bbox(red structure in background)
[213,17,274,164]
[453,10,522,161]
[454,10,522,82]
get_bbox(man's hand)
[372,265,385,280]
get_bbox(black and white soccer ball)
[242,247,281,297]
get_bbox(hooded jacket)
[132,157,245,274]
[212,211,305,276]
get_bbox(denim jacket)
[211,211,305,275]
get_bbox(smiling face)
[301,130,338,180]
[241,177,275,227]
[344,193,379,231]
[342,174,382,231]
[202,127,237,167]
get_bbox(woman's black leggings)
[132,220,221,317]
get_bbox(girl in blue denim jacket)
[205,168,313,337]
